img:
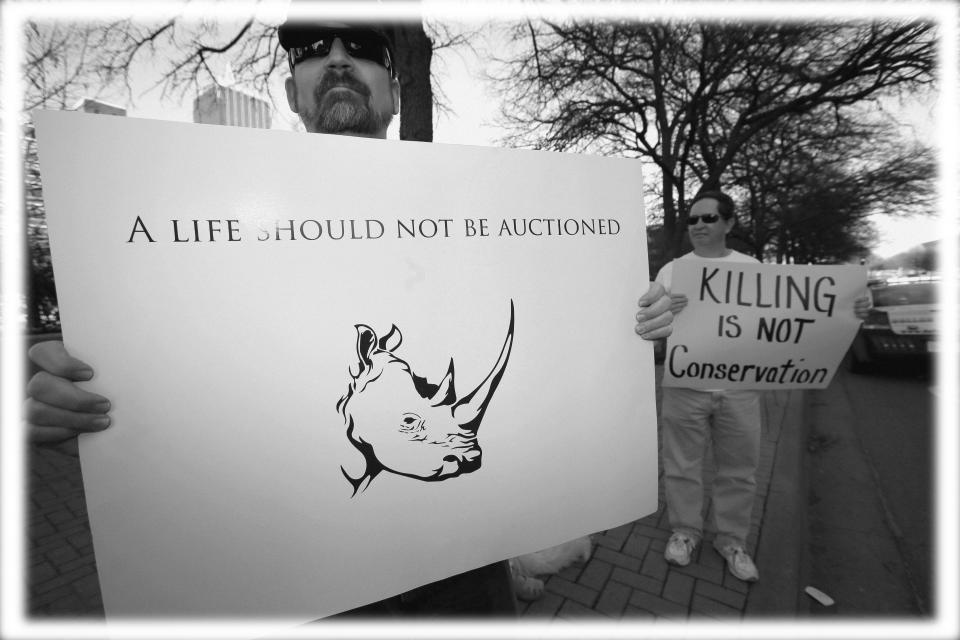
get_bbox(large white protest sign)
[662,259,867,390]
[34,110,658,619]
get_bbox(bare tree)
[727,111,934,263]
[493,19,936,261]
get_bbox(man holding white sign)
[25,11,674,618]
[655,190,869,583]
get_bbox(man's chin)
[316,104,370,134]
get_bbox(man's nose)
[325,38,354,69]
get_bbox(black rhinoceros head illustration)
[336,301,515,495]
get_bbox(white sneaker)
[664,532,697,566]
[715,544,759,582]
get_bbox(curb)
[745,389,807,616]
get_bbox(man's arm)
[25,341,111,455]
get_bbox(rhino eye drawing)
[400,414,424,433]
[336,301,515,496]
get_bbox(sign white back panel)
[35,110,658,619]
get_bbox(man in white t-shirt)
[655,190,871,582]
[654,190,764,582]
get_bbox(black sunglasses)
[287,28,393,75]
[686,214,722,225]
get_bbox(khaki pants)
[661,387,761,549]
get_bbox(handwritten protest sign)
[34,110,658,620]
[661,259,867,390]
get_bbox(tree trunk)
[661,176,682,261]
[389,23,433,142]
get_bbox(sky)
[53,12,944,260]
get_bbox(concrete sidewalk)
[27,381,807,620]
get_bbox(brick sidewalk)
[28,447,103,617]
[26,386,800,621]
[517,387,797,620]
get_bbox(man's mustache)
[316,71,372,101]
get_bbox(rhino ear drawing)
[430,359,457,407]
[354,324,378,377]
[378,325,402,352]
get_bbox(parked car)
[847,276,938,372]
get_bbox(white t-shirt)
[655,249,759,291]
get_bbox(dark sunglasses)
[287,28,393,75]
[686,214,722,225]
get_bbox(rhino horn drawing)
[337,301,515,496]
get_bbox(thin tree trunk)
[389,23,433,142]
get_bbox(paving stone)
[72,573,102,598]
[45,545,79,566]
[67,497,88,516]
[32,584,73,609]
[690,593,742,619]
[31,489,58,505]
[557,599,605,619]
[695,580,747,610]
[622,605,656,619]
[595,580,632,617]
[593,547,642,572]
[639,549,668,581]
[622,532,651,560]
[608,522,634,540]
[662,570,694,606]
[628,591,688,619]
[596,532,625,551]
[577,558,613,591]
[42,522,88,544]
[34,530,69,549]
[33,565,92,596]
[45,509,75,526]
[29,548,48,568]
[84,593,104,612]
[557,563,582,582]
[672,560,724,585]
[66,530,92,549]
[632,523,670,541]
[44,593,87,614]
[30,520,56,539]
[700,545,725,570]
[30,561,57,584]
[521,591,564,617]
[545,575,598,608]
[722,571,751,594]
[609,566,662,594]
[59,554,96,575]
[75,544,96,558]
